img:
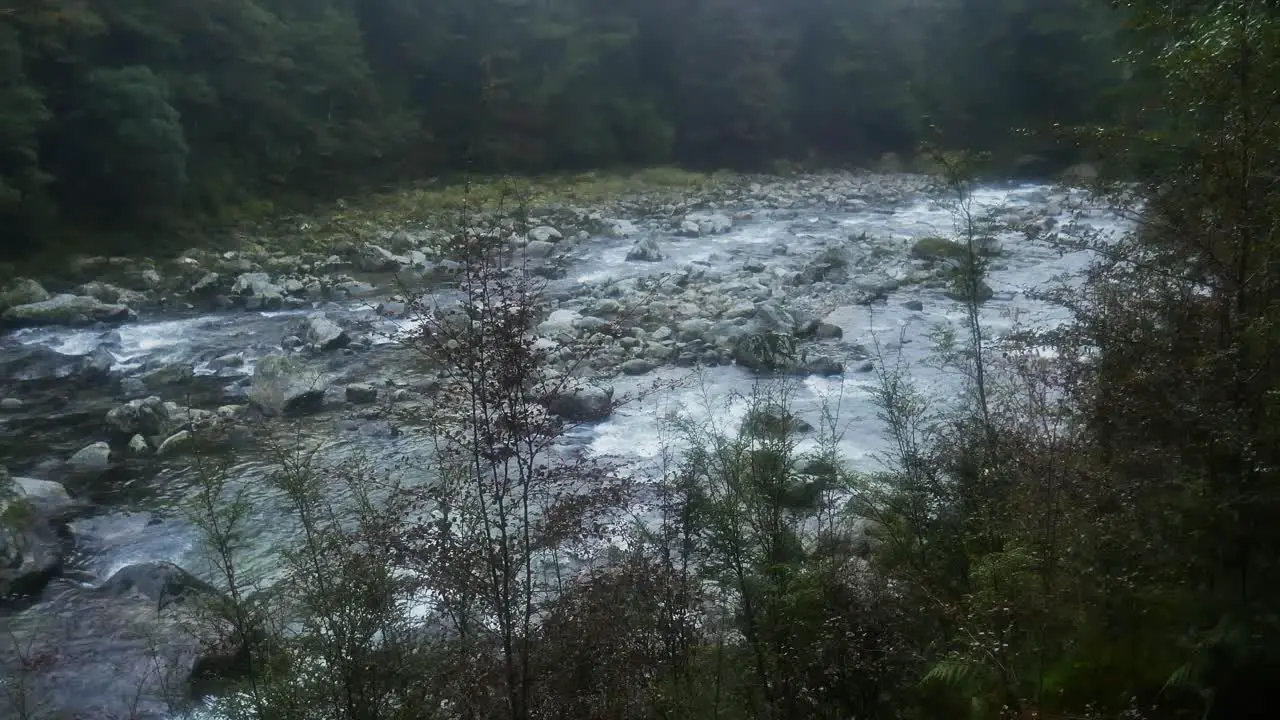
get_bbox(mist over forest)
[3,2,1280,720]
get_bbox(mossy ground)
[236,167,733,255]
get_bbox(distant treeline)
[0,0,1119,260]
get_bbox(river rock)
[354,242,406,272]
[156,430,193,457]
[346,383,377,404]
[76,280,147,306]
[67,441,111,471]
[128,434,151,456]
[1,398,23,411]
[0,277,50,311]
[0,567,247,719]
[625,237,664,262]
[2,294,136,328]
[300,312,350,351]
[231,272,284,310]
[528,225,562,243]
[106,396,172,438]
[249,354,329,417]
[1,475,86,597]
[545,381,614,422]
[620,358,656,376]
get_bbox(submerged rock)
[625,237,664,262]
[545,380,614,422]
[2,294,136,328]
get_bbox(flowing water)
[0,177,1131,717]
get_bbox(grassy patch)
[246,166,731,254]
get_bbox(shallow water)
[0,177,1129,718]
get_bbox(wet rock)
[190,271,222,297]
[76,281,147,306]
[529,225,562,243]
[156,430,193,457]
[1,476,84,597]
[679,212,733,237]
[0,277,50,311]
[300,312,350,351]
[139,363,195,392]
[799,247,857,285]
[231,272,284,310]
[742,405,814,436]
[902,299,924,312]
[620,358,656,376]
[946,279,995,304]
[249,354,329,417]
[1,398,22,411]
[67,442,111,471]
[354,242,405,272]
[813,322,843,340]
[0,565,248,719]
[545,381,614,423]
[803,355,844,376]
[625,237,665,262]
[2,294,136,328]
[538,309,581,338]
[128,434,151,456]
[524,240,556,259]
[106,396,172,438]
[346,383,378,404]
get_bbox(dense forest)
[0,0,1119,261]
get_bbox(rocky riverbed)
[0,171,1127,718]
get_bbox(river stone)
[625,237,664,262]
[946,279,995,304]
[2,294,136,328]
[231,272,285,310]
[67,442,111,470]
[301,312,350,351]
[346,383,377,404]
[0,566,249,719]
[546,381,613,422]
[524,240,556,259]
[156,430,193,457]
[76,280,146,306]
[620,358,656,376]
[106,396,172,438]
[354,242,405,272]
[528,225,562,243]
[128,434,150,456]
[1,398,22,411]
[903,299,924,311]
[0,277,50,310]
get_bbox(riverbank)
[0,170,1124,718]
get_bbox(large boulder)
[1,474,86,597]
[76,281,147,306]
[299,312,350,351]
[67,441,112,471]
[249,354,329,417]
[2,294,136,328]
[105,396,172,439]
[0,344,115,385]
[230,272,284,310]
[0,277,50,311]
[544,380,614,423]
[0,566,248,719]
[625,237,665,262]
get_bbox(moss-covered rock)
[2,293,137,328]
[910,236,969,262]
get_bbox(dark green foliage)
[0,0,1121,261]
